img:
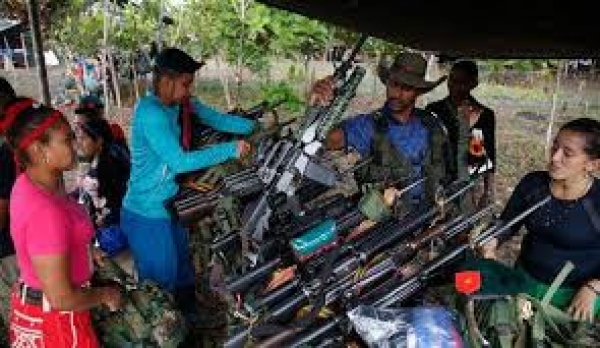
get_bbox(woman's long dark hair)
[80,118,130,223]
[559,118,600,160]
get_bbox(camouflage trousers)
[1,255,18,347]
[187,224,230,348]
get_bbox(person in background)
[74,94,129,155]
[426,60,496,207]
[0,77,17,327]
[82,58,101,97]
[120,48,254,307]
[75,117,130,228]
[1,97,123,347]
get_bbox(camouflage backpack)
[91,260,187,348]
[464,261,600,348]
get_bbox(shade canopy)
[257,0,599,58]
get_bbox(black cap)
[75,95,104,116]
[154,48,205,74]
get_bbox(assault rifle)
[224,209,479,348]
[239,35,369,251]
[224,177,485,347]
[224,176,434,295]
[208,179,348,258]
[254,203,492,323]
[166,115,297,224]
[209,156,375,258]
[262,195,551,347]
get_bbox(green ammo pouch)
[358,188,391,222]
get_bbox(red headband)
[0,98,63,150]
[18,110,63,150]
[0,99,34,133]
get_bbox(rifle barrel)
[226,258,282,293]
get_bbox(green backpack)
[464,261,600,348]
[92,260,187,348]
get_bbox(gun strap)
[179,98,194,151]
[517,261,577,346]
[542,261,574,306]
[583,197,600,236]
[354,111,414,186]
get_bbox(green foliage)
[481,59,560,73]
[0,0,74,33]
[286,64,306,83]
[49,0,334,75]
[112,1,162,49]
[51,0,163,55]
[53,8,104,55]
[259,81,305,114]
[329,26,400,58]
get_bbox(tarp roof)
[0,18,21,35]
[257,0,599,58]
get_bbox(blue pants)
[121,209,195,291]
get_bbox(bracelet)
[585,283,600,296]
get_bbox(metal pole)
[102,0,110,117]
[26,0,51,105]
[546,61,563,156]
[156,0,165,51]
[20,32,29,70]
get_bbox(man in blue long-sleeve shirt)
[121,48,255,296]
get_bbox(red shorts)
[9,291,99,348]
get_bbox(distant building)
[0,18,35,68]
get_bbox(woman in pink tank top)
[0,98,123,348]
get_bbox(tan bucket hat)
[377,51,446,91]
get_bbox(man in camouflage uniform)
[311,51,449,207]
[426,60,496,210]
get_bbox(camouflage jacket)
[353,107,449,205]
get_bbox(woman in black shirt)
[484,117,600,322]
[75,117,130,228]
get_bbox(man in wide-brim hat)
[376,51,446,91]
[310,51,450,204]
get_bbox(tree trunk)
[216,54,233,110]
[131,54,140,101]
[20,32,29,70]
[26,0,51,104]
[101,0,110,116]
[109,51,122,108]
[545,61,564,156]
[372,51,380,101]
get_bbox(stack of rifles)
[165,35,547,347]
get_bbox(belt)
[15,283,45,307]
